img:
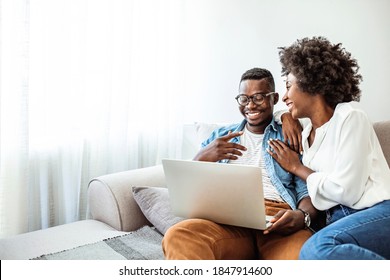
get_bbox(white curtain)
[0,0,186,238]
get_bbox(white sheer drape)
[0,0,185,238]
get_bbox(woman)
[267,36,390,259]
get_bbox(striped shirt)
[229,127,284,202]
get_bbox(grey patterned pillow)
[132,186,185,235]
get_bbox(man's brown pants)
[162,200,312,260]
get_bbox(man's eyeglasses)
[235,92,275,106]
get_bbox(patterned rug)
[32,226,164,260]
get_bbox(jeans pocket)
[326,205,360,225]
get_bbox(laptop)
[162,158,273,230]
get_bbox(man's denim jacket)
[200,118,308,210]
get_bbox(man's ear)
[273,92,279,105]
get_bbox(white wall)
[178,0,390,124]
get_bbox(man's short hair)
[240,68,275,91]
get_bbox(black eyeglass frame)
[235,92,275,106]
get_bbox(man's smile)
[245,110,263,120]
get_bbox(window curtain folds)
[0,0,185,238]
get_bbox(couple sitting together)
[162,36,390,260]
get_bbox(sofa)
[0,121,389,260]
[0,122,216,260]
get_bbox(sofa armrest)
[87,164,166,232]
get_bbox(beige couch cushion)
[0,220,127,260]
[373,120,390,167]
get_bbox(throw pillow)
[195,122,224,146]
[132,186,185,235]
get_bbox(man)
[162,68,317,259]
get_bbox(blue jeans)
[299,200,390,260]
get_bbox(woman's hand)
[267,139,301,173]
[267,139,314,181]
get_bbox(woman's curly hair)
[278,36,362,109]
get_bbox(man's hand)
[193,131,247,162]
[263,209,307,235]
[281,112,303,154]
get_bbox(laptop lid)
[162,158,271,230]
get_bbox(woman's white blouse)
[302,102,390,210]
